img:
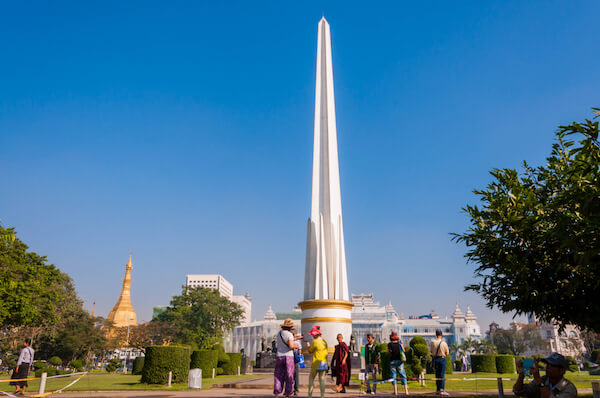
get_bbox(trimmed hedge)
[70,359,83,371]
[496,355,515,373]
[132,357,145,375]
[141,345,191,384]
[223,353,242,375]
[592,349,600,363]
[191,350,219,378]
[49,356,62,367]
[446,356,453,374]
[471,354,497,373]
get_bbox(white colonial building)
[226,293,482,360]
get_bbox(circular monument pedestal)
[299,300,354,352]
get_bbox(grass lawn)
[352,371,600,393]
[0,372,258,392]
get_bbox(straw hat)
[280,318,295,328]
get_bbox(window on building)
[561,340,568,349]
[546,331,552,338]
[569,331,578,338]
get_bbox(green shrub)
[70,359,83,372]
[33,361,45,370]
[46,367,58,376]
[141,345,191,384]
[380,352,391,380]
[566,356,578,372]
[412,344,429,359]
[132,357,145,375]
[222,353,242,375]
[404,347,419,379]
[217,350,230,366]
[592,349,600,363]
[191,350,218,378]
[454,360,462,371]
[496,355,515,373]
[533,355,546,370]
[49,356,62,367]
[471,354,497,373]
[216,367,224,375]
[446,355,453,374]
[409,336,427,349]
[106,358,121,373]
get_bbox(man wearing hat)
[274,318,299,397]
[513,353,577,398]
[429,329,450,395]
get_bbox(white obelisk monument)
[299,17,353,350]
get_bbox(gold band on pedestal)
[301,317,352,324]
[298,300,354,311]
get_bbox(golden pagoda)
[107,253,137,327]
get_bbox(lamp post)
[123,318,135,373]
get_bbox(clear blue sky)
[1,1,599,330]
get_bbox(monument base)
[299,300,354,352]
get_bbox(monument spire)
[107,252,137,327]
[304,16,349,301]
[300,17,353,350]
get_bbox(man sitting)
[513,353,577,398]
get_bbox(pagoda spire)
[107,252,137,327]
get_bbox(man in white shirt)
[429,330,449,395]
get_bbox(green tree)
[493,323,547,355]
[0,224,77,329]
[453,109,600,332]
[156,286,242,348]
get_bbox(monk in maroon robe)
[331,333,351,393]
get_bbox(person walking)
[364,333,379,394]
[429,329,449,395]
[10,338,34,396]
[331,333,351,393]
[388,331,409,396]
[274,318,298,397]
[305,325,328,398]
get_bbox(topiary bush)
[566,356,578,372]
[223,353,242,375]
[410,336,427,348]
[591,349,600,363]
[216,367,224,375]
[132,357,145,375]
[141,345,191,384]
[33,361,45,370]
[380,352,391,380]
[454,359,462,371]
[191,350,218,378]
[471,354,497,373]
[446,355,453,374]
[49,356,62,367]
[70,359,83,372]
[105,358,121,373]
[496,355,515,373]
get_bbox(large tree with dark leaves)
[156,286,242,349]
[454,109,600,332]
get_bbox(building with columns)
[226,295,482,360]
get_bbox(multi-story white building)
[185,274,251,326]
[232,293,252,326]
[186,274,234,298]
